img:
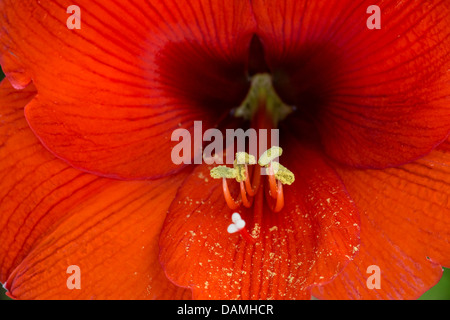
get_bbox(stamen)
[244,165,257,196]
[207,73,299,237]
[234,152,256,182]
[267,163,279,199]
[252,165,262,191]
[240,181,253,208]
[264,179,285,213]
[210,148,293,214]
[272,180,284,213]
[210,166,237,179]
[235,152,256,166]
[222,178,240,210]
[258,146,283,167]
[271,162,295,185]
[234,162,247,183]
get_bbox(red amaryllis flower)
[0,0,449,300]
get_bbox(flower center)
[234,73,293,127]
[210,73,296,243]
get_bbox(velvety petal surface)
[0,0,256,179]
[0,79,190,299]
[159,135,360,300]
[313,139,450,299]
[252,0,450,168]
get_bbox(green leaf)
[419,268,450,300]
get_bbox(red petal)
[252,0,450,168]
[6,178,191,300]
[159,135,360,300]
[313,139,450,299]
[0,0,256,179]
[0,79,189,299]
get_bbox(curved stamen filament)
[222,178,240,210]
[244,164,260,197]
[272,180,284,213]
[212,148,292,214]
[244,165,255,196]
[264,178,285,213]
[240,181,254,208]
[267,163,278,199]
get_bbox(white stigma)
[227,212,246,234]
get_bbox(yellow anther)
[233,152,256,182]
[210,166,237,179]
[235,152,256,165]
[234,163,247,182]
[270,162,295,185]
[258,146,283,167]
